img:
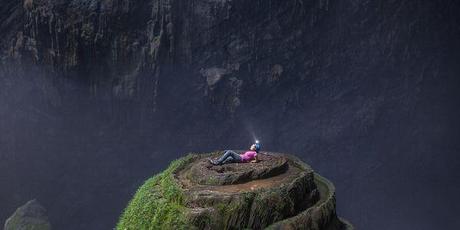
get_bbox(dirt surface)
[176,152,306,194]
[186,151,289,186]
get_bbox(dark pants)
[216,150,242,164]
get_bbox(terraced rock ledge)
[117,151,353,230]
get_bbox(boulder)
[4,199,51,230]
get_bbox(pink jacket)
[240,151,257,162]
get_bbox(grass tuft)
[116,154,195,230]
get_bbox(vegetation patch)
[116,154,195,230]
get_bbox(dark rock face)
[4,199,51,230]
[1,0,459,229]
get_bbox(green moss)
[116,154,195,230]
[205,176,219,185]
[191,211,213,228]
[216,201,240,229]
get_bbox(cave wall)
[1,0,460,229]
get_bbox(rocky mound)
[4,199,51,230]
[117,152,353,230]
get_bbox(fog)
[1,0,460,229]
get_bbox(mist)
[1,0,460,229]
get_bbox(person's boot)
[208,158,219,165]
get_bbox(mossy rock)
[116,152,352,230]
[4,199,51,230]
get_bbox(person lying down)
[208,141,261,166]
